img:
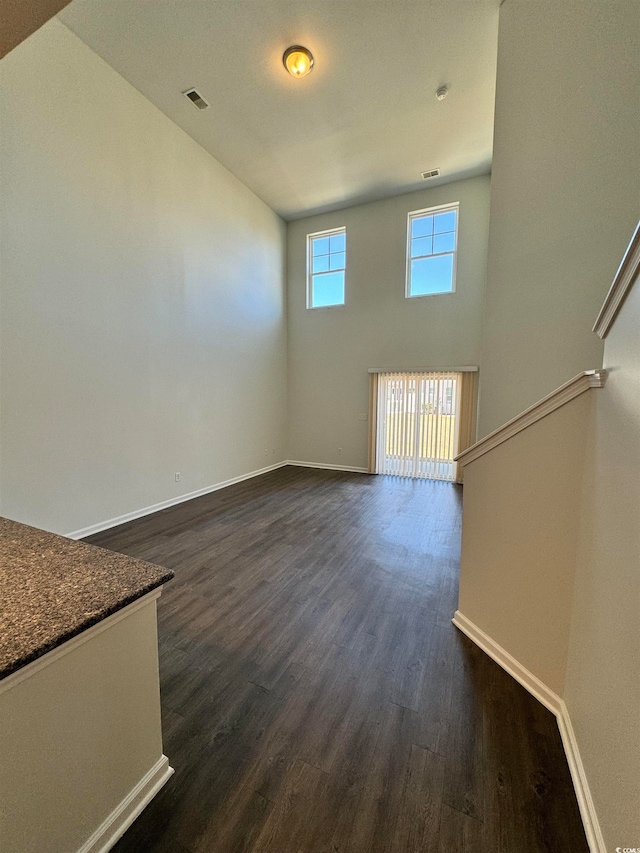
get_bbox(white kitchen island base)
[0,590,173,853]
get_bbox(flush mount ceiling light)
[283,45,314,78]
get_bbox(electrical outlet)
[338,447,343,455]
[358,413,368,421]
[175,472,181,482]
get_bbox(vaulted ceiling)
[60,1,499,220]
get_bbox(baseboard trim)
[452,610,561,714]
[65,460,369,540]
[452,611,605,853]
[285,460,370,474]
[556,700,607,853]
[77,755,174,853]
[66,462,288,539]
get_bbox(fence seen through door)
[376,372,460,481]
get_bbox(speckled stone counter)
[0,516,174,680]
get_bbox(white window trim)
[405,201,459,299]
[306,226,347,309]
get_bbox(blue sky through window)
[309,228,346,307]
[408,206,457,296]
[313,272,345,307]
[410,255,454,296]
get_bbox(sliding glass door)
[375,372,460,481]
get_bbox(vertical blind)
[375,371,461,481]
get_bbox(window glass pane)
[312,253,330,273]
[329,251,346,271]
[312,236,330,256]
[433,231,455,253]
[329,232,345,253]
[410,254,454,296]
[411,215,433,238]
[312,271,345,307]
[434,210,456,234]
[411,236,433,257]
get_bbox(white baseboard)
[65,460,370,541]
[66,461,288,539]
[286,460,370,474]
[77,755,174,853]
[556,700,607,853]
[452,611,605,853]
[452,610,561,714]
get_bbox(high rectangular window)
[406,203,458,297]
[307,227,346,308]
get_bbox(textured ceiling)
[60,1,499,220]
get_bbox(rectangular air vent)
[183,88,209,110]
[421,168,441,180]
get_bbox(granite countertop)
[0,517,174,681]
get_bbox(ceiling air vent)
[421,168,441,180]
[183,88,209,110]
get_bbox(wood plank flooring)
[86,465,588,853]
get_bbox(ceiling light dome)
[283,46,314,78]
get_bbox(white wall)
[457,241,640,848]
[458,392,591,695]
[457,270,640,849]
[566,279,640,850]
[0,20,287,536]
[478,0,640,436]
[287,176,490,469]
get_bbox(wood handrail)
[593,220,640,339]
[455,370,607,467]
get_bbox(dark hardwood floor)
[86,465,588,853]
